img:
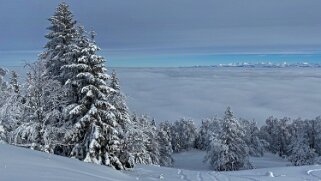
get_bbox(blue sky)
[1,0,321,66]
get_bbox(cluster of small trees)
[198,107,264,171]
[260,116,321,166]
[195,109,321,169]
[0,2,320,172]
[172,108,321,170]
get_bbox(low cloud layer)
[115,67,321,125]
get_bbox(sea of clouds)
[115,67,321,125]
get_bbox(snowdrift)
[1,144,321,180]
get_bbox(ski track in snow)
[307,168,321,180]
[207,172,219,181]
[231,174,260,181]
[214,172,262,181]
[196,171,204,181]
[181,170,192,181]
[177,169,192,181]
[49,166,113,181]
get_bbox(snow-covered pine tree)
[108,70,130,135]
[9,71,19,94]
[288,127,317,166]
[0,70,23,135]
[14,2,78,153]
[307,117,321,155]
[241,119,265,157]
[0,67,8,110]
[110,70,120,91]
[277,117,291,157]
[40,2,77,84]
[0,67,9,143]
[195,117,221,151]
[205,107,251,171]
[107,70,135,167]
[204,135,229,170]
[0,68,24,144]
[122,114,161,166]
[260,117,291,157]
[122,114,150,166]
[195,119,211,150]
[0,67,8,96]
[307,118,318,153]
[9,61,65,152]
[171,118,198,152]
[144,117,161,165]
[62,28,127,170]
[157,121,174,166]
[259,116,280,153]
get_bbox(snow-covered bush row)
[260,116,321,166]
[199,109,321,169]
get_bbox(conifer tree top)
[44,2,77,47]
[110,70,120,91]
[224,106,234,120]
[0,67,6,77]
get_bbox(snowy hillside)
[1,144,321,181]
[0,144,131,181]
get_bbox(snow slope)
[115,67,321,125]
[171,150,290,171]
[0,144,131,181]
[2,144,321,181]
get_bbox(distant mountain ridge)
[185,62,321,68]
[209,62,321,68]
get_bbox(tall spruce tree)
[63,28,127,169]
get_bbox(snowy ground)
[172,149,210,171]
[171,150,290,171]
[115,67,321,125]
[2,144,321,181]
